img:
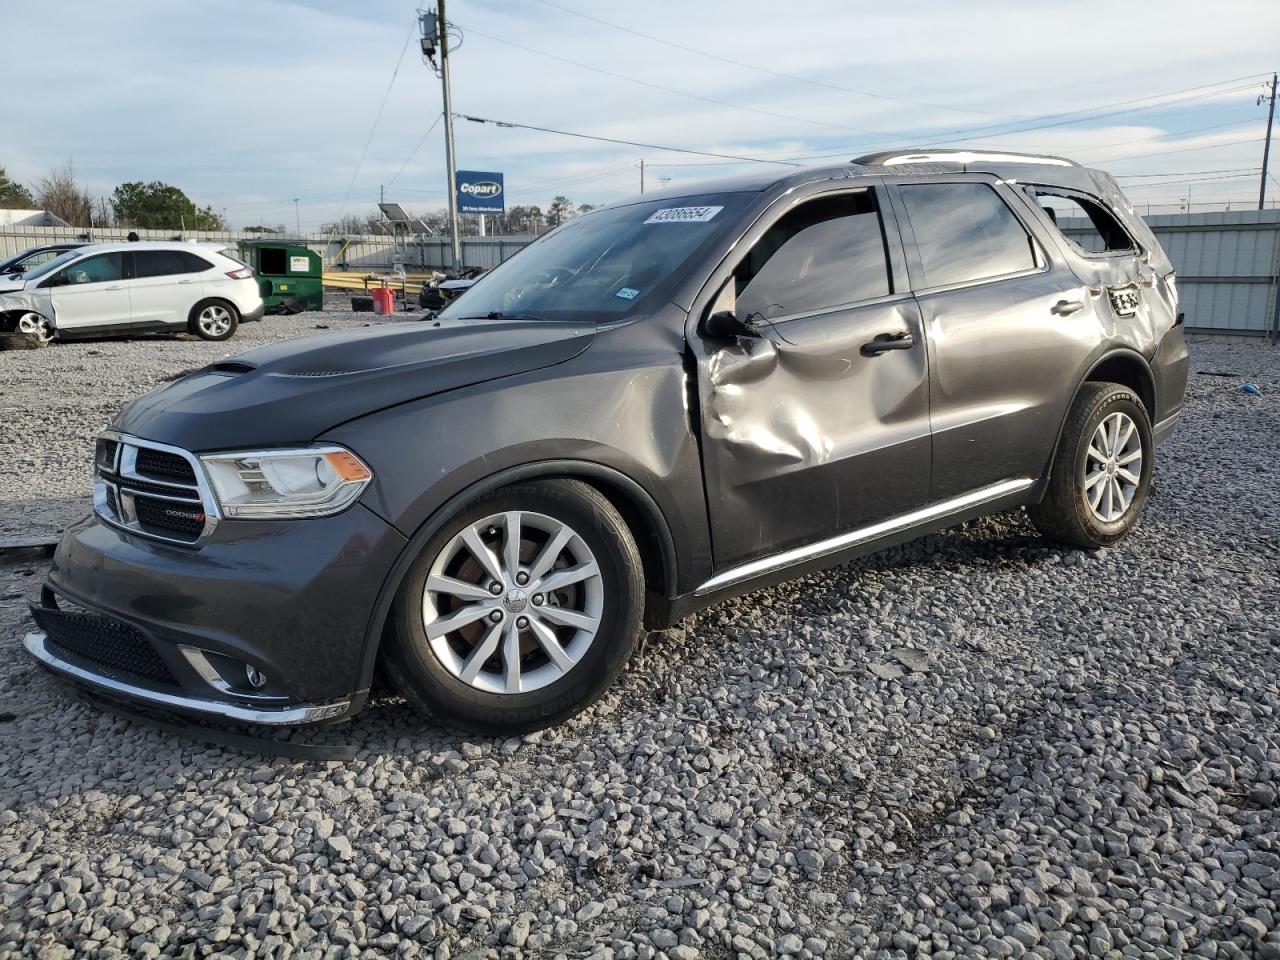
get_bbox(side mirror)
[703,309,758,339]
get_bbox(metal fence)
[5,208,1280,337]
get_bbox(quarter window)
[1026,188,1136,256]
[899,183,1038,288]
[734,191,891,322]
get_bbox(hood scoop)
[209,360,257,375]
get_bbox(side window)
[735,191,891,322]
[22,251,59,270]
[899,183,1038,288]
[1026,189,1136,256]
[178,251,214,272]
[60,252,125,285]
[134,250,191,278]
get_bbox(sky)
[3,0,1278,231]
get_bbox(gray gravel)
[1,328,1279,959]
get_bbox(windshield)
[20,250,83,281]
[440,193,747,321]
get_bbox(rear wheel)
[1030,382,1153,548]
[189,300,239,341]
[384,480,644,733]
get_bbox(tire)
[0,332,44,351]
[383,479,644,733]
[16,312,53,344]
[189,300,239,341]
[1030,382,1153,548]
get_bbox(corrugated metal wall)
[1059,209,1280,337]
[6,209,1279,336]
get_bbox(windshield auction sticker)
[644,206,723,224]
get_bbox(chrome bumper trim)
[23,631,350,725]
[695,477,1036,596]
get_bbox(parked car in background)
[25,150,1187,734]
[0,242,86,277]
[0,242,263,343]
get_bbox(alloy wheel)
[16,312,52,343]
[423,510,604,694]
[1084,411,1143,523]
[198,305,233,337]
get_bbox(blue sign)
[455,170,504,215]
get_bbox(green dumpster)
[238,241,324,313]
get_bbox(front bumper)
[28,502,407,724]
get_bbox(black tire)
[0,332,44,351]
[383,479,644,733]
[1029,382,1153,548]
[188,300,240,341]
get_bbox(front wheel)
[16,312,53,344]
[1030,382,1153,548]
[189,300,239,341]
[383,480,644,733]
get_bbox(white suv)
[0,242,264,343]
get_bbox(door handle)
[178,279,196,284]
[104,286,123,291]
[1051,299,1085,317]
[861,331,914,355]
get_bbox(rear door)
[689,185,932,572]
[889,177,1098,501]
[45,252,131,333]
[128,249,213,328]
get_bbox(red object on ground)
[371,287,395,315]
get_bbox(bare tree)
[36,161,96,226]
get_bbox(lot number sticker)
[644,206,723,224]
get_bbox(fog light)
[246,665,268,688]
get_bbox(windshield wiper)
[456,311,547,322]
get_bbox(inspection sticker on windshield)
[615,287,641,301]
[644,205,723,224]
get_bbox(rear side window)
[1026,188,1135,256]
[134,250,210,278]
[734,191,891,322]
[899,183,1038,288]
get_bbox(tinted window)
[735,191,890,322]
[900,183,1037,288]
[61,252,125,285]
[134,249,209,278]
[1027,189,1135,256]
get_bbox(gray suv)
[26,149,1189,733]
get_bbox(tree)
[0,166,35,209]
[546,195,575,227]
[243,224,286,234]
[37,162,96,226]
[111,180,225,230]
[577,203,595,215]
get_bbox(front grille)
[32,602,176,687]
[94,435,214,545]
[133,496,206,538]
[135,448,197,484]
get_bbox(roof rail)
[853,149,1077,168]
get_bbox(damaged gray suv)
[27,149,1189,733]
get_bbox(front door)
[46,252,131,333]
[890,178,1097,501]
[691,187,932,572]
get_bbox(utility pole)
[293,198,301,237]
[1260,72,1277,210]
[640,159,645,195]
[438,2,462,267]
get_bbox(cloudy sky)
[5,0,1278,230]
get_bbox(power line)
[336,18,419,221]
[459,23,886,136]
[528,0,1021,119]
[1115,167,1259,178]
[457,113,800,165]
[386,112,444,190]
[1089,137,1266,164]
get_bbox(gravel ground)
[1,324,1278,960]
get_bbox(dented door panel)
[692,296,930,568]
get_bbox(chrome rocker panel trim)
[23,631,351,725]
[695,477,1036,596]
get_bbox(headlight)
[200,446,372,519]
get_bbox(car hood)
[115,317,597,450]
[0,275,28,294]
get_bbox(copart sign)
[456,171,505,215]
